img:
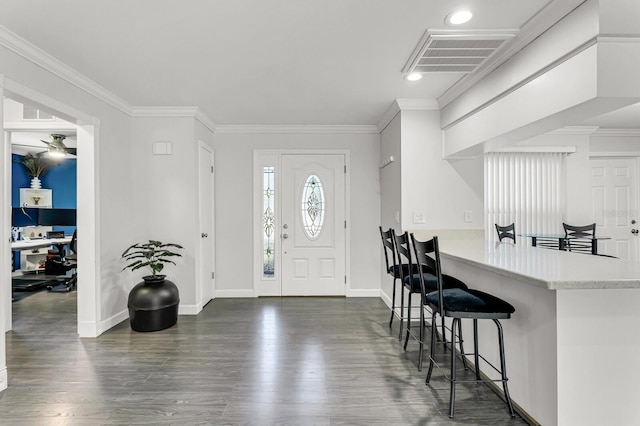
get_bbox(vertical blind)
[485,152,566,243]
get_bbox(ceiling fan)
[39,134,77,158]
[12,133,77,158]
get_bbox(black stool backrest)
[563,222,595,238]
[394,231,413,276]
[495,223,516,243]
[410,234,444,317]
[379,227,397,273]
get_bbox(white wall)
[590,133,640,153]
[378,107,484,309]
[129,116,216,313]
[213,131,380,295]
[401,109,483,231]
[380,113,401,230]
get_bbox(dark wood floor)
[1,292,527,425]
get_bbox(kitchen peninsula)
[431,239,640,426]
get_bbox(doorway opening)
[6,98,78,331]
[2,81,99,338]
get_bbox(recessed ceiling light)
[446,10,473,25]
[406,73,423,81]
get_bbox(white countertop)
[438,239,640,290]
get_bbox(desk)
[518,233,610,254]
[11,237,72,272]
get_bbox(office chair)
[48,230,77,292]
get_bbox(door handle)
[201,233,208,238]
[632,229,639,235]
[282,234,289,239]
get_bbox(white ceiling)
[1,0,638,130]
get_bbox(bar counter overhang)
[427,238,640,426]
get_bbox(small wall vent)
[402,30,516,76]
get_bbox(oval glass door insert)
[301,174,325,239]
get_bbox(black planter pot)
[128,275,180,332]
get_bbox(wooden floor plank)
[0,292,527,425]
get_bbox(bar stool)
[379,226,405,340]
[405,234,468,370]
[414,234,516,418]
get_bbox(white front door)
[280,154,346,296]
[591,157,639,260]
[198,143,214,306]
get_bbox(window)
[485,152,566,242]
[263,166,275,277]
[301,174,325,239]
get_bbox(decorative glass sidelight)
[263,166,275,277]
[301,174,325,240]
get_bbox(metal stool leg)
[449,318,459,418]
[403,291,412,350]
[473,319,480,380]
[457,318,468,370]
[494,319,516,417]
[389,276,397,328]
[398,284,405,341]
[425,310,438,384]
[418,300,425,371]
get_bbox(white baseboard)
[214,289,257,298]
[179,302,203,315]
[0,366,7,392]
[380,289,393,308]
[346,288,381,297]
[96,309,129,337]
[78,320,99,338]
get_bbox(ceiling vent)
[402,30,516,76]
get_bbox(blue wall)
[12,154,77,270]
[12,153,77,209]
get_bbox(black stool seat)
[426,287,514,319]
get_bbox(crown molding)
[438,0,588,108]
[592,128,640,138]
[131,106,200,117]
[0,25,132,116]
[0,25,220,132]
[546,126,599,135]
[131,106,217,132]
[487,145,577,154]
[194,110,216,133]
[377,99,439,133]
[214,125,378,134]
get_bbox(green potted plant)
[121,240,184,332]
[15,153,53,189]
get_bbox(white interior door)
[280,154,346,296]
[591,157,639,260]
[198,143,214,305]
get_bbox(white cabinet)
[20,249,48,273]
[19,225,53,273]
[19,188,52,208]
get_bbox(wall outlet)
[464,210,472,223]
[413,211,426,224]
